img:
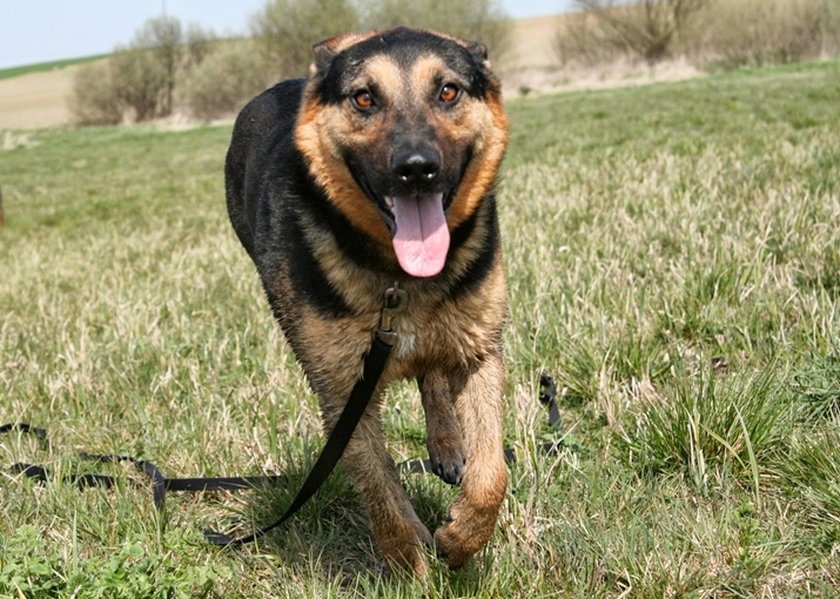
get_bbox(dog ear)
[466,41,488,62]
[442,32,492,67]
[311,38,338,75]
[310,32,368,76]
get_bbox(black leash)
[2,375,560,542]
[206,333,395,545]
[206,284,408,545]
[2,284,562,546]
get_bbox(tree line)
[70,0,511,126]
[556,0,840,70]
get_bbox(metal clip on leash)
[377,283,407,345]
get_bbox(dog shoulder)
[227,79,306,172]
[226,79,309,256]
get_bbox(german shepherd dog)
[225,27,509,575]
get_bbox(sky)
[0,0,572,69]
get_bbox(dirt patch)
[0,66,79,129]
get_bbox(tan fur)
[420,371,464,477]
[295,101,393,249]
[444,89,508,230]
[294,49,509,267]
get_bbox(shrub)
[821,0,840,55]
[572,0,710,64]
[250,0,361,80]
[181,41,271,120]
[557,0,840,70]
[249,0,512,80]
[363,0,513,65]
[132,16,183,116]
[109,47,169,122]
[184,23,217,69]
[68,61,123,126]
[69,16,216,125]
[554,10,628,67]
[691,0,827,70]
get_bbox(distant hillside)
[0,55,109,81]
[0,16,565,130]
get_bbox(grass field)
[0,55,108,81]
[2,59,840,597]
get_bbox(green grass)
[2,58,840,597]
[0,55,109,80]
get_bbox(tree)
[129,16,184,116]
[363,0,512,64]
[250,0,361,80]
[575,0,709,63]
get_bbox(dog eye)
[439,83,460,104]
[352,90,375,110]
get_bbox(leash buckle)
[377,284,407,344]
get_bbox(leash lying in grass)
[2,375,560,545]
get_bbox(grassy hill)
[1,58,839,597]
[0,55,109,80]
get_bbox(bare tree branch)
[575,0,710,63]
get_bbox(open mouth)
[345,157,455,278]
[383,192,450,278]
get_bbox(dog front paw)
[430,451,465,486]
[433,478,506,569]
[375,520,433,577]
[428,435,465,485]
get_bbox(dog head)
[294,27,508,278]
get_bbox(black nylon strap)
[8,462,285,495]
[3,372,561,543]
[166,475,286,492]
[79,453,169,510]
[0,423,48,446]
[204,335,395,545]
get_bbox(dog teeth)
[384,197,395,210]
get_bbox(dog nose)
[391,148,440,185]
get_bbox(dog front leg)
[333,407,433,575]
[433,351,507,568]
[420,370,465,485]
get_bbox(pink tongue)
[389,193,450,277]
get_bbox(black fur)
[225,79,353,318]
